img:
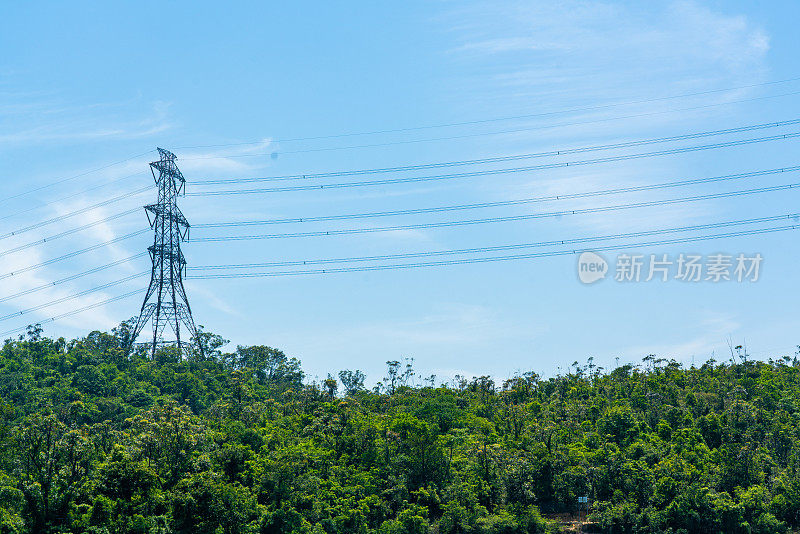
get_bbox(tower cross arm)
[144,204,190,228]
[149,160,186,183]
[156,147,177,160]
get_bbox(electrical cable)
[0,172,152,225]
[261,91,800,157]
[0,253,148,304]
[194,118,800,184]
[0,289,144,339]
[175,76,800,148]
[189,213,798,270]
[189,183,800,241]
[194,166,800,228]
[0,272,147,323]
[0,229,150,281]
[189,132,800,195]
[0,208,142,259]
[185,91,800,158]
[0,150,153,205]
[0,187,151,241]
[2,217,794,336]
[188,225,798,279]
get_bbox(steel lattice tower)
[129,148,200,358]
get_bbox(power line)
[175,77,800,149]
[188,225,799,279]
[5,215,791,331]
[0,229,149,281]
[0,186,151,241]
[190,213,799,271]
[9,118,791,235]
[193,119,800,185]
[0,150,153,205]
[0,184,788,306]
[0,171,152,225]
[0,208,141,260]
[7,121,797,242]
[3,220,794,337]
[257,90,800,157]
[190,132,800,195]
[5,82,798,226]
[0,253,147,304]
[7,111,797,240]
[180,90,800,159]
[9,81,798,220]
[194,166,800,228]
[0,289,143,339]
[189,183,800,241]
[0,272,147,323]
[0,165,788,314]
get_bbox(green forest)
[0,322,799,534]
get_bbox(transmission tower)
[129,148,200,358]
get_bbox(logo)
[577,251,608,284]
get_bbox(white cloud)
[441,1,773,237]
[0,245,122,333]
[0,98,174,145]
[453,1,768,80]
[0,188,150,335]
[184,280,241,318]
[448,0,771,126]
[50,199,142,267]
[176,139,274,175]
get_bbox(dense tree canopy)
[0,323,798,533]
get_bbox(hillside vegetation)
[0,323,798,533]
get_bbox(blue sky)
[2,1,800,385]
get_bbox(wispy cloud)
[0,183,149,335]
[451,1,769,92]
[177,139,274,175]
[443,0,773,236]
[184,281,241,318]
[0,98,174,145]
[0,245,126,333]
[50,199,142,267]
